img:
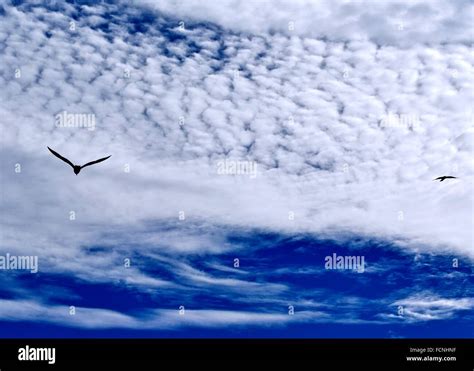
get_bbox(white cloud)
[380,294,474,322]
[0,1,472,265]
[0,299,327,329]
[138,0,473,45]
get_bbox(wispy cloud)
[0,299,327,329]
[380,294,474,322]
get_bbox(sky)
[0,0,473,338]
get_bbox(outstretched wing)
[433,176,457,181]
[81,155,111,169]
[48,147,74,168]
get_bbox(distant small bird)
[433,176,457,182]
[48,147,111,175]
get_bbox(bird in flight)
[433,176,457,182]
[48,147,111,175]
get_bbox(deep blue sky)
[1,230,473,338]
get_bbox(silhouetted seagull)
[433,176,457,182]
[48,147,111,175]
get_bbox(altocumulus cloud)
[0,0,472,332]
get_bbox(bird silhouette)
[433,176,457,182]
[48,147,111,175]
